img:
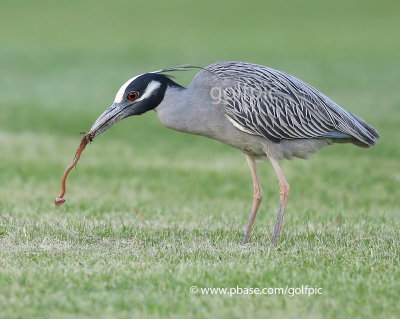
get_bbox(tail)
[325,109,379,148]
[347,112,379,147]
[328,112,379,148]
[349,112,380,142]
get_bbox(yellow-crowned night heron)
[89,61,379,244]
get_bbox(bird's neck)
[155,85,219,137]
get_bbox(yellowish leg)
[242,155,263,244]
[269,158,290,245]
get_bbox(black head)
[114,73,182,115]
[89,73,182,136]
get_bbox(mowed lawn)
[1,0,400,318]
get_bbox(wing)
[205,62,377,145]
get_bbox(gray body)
[155,62,377,160]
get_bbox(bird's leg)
[242,155,263,244]
[269,158,290,245]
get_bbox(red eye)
[127,91,139,101]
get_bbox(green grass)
[1,0,400,318]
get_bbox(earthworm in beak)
[54,132,94,206]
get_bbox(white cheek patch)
[136,80,161,102]
[114,74,142,103]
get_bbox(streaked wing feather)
[206,62,370,143]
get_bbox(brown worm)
[55,132,94,206]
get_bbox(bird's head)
[89,72,180,137]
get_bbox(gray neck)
[155,85,225,138]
